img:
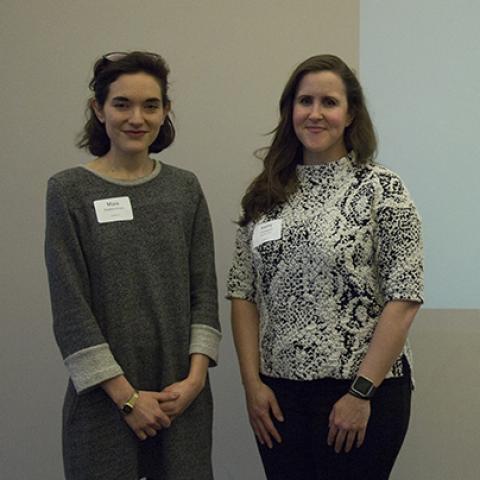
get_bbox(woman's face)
[93,72,168,159]
[292,70,352,165]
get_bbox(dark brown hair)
[77,51,175,156]
[239,54,377,226]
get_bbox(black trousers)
[257,371,412,480]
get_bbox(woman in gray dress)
[45,51,221,480]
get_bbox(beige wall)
[0,1,358,478]
[392,309,480,480]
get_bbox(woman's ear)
[91,98,105,124]
[161,101,171,126]
[164,101,171,116]
[346,112,354,127]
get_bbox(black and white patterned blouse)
[227,155,423,381]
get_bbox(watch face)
[122,404,133,414]
[354,377,373,395]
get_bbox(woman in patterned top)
[227,54,423,479]
[45,51,221,480]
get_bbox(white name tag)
[94,197,133,223]
[252,219,283,249]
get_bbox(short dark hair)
[77,51,175,156]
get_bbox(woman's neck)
[86,152,155,180]
[302,145,348,166]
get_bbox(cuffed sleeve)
[45,178,122,393]
[189,324,222,365]
[187,177,221,366]
[64,344,123,393]
[226,223,256,302]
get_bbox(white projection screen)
[360,0,480,308]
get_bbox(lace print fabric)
[227,156,423,380]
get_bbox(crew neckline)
[79,159,163,186]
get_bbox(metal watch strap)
[121,390,139,415]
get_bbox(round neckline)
[79,159,163,186]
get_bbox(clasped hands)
[124,377,204,441]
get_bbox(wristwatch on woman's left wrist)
[121,390,140,415]
[349,376,376,400]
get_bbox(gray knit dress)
[45,161,221,480]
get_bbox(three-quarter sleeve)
[187,177,222,365]
[375,172,424,303]
[226,222,256,303]
[45,178,123,393]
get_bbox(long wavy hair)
[77,51,175,156]
[239,54,377,226]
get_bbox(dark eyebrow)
[110,96,161,103]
